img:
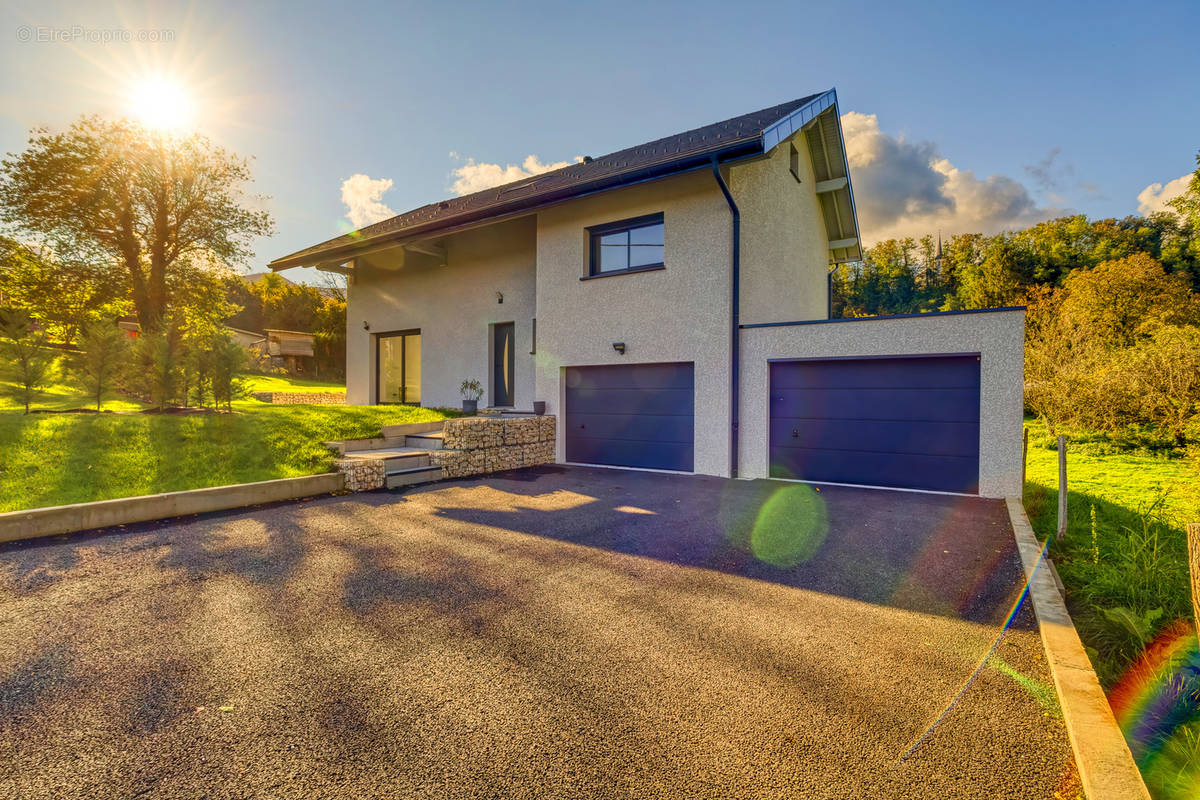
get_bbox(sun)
[126,75,195,131]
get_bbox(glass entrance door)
[377,330,421,404]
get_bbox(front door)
[377,330,421,404]
[493,322,515,407]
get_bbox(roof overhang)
[776,92,863,264]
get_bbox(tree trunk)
[1189,523,1200,643]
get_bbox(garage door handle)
[792,429,799,438]
[579,424,585,429]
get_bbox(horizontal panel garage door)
[565,362,694,472]
[769,355,980,493]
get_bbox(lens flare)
[748,484,828,567]
[1108,621,1200,792]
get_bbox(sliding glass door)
[377,330,421,404]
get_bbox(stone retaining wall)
[253,391,346,405]
[336,457,385,491]
[433,416,556,479]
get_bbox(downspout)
[710,156,740,479]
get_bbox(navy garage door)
[769,355,981,493]
[565,363,694,471]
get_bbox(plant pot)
[533,401,546,416]
[462,399,478,414]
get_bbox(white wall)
[345,216,537,409]
[532,170,735,477]
[729,128,830,325]
[738,309,1027,498]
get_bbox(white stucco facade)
[345,217,537,408]
[737,309,1027,498]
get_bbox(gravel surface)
[0,466,1080,799]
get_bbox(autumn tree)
[0,116,273,332]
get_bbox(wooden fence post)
[1021,427,1029,495]
[1056,435,1068,541]
[1189,523,1200,642]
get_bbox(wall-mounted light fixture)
[496,292,504,304]
[612,342,626,355]
[362,321,370,331]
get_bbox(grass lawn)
[1022,422,1199,799]
[0,403,452,513]
[242,374,346,394]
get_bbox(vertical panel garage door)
[769,355,981,493]
[565,362,694,471]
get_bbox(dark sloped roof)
[270,93,824,270]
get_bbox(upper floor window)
[587,213,665,277]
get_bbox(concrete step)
[404,431,444,450]
[341,448,430,470]
[385,465,443,489]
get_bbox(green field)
[1022,423,1199,799]
[0,379,449,511]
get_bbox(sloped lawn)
[0,404,451,512]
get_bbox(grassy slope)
[242,374,346,394]
[0,404,449,512]
[1023,425,1198,798]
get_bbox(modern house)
[270,90,1024,498]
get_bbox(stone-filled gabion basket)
[433,416,556,480]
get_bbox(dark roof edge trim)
[270,91,843,271]
[740,306,1027,329]
[269,142,763,271]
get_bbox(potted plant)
[460,379,484,414]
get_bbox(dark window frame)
[586,212,665,278]
[375,328,421,405]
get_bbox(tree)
[0,237,126,346]
[1169,150,1200,226]
[0,311,55,413]
[0,116,273,332]
[1057,253,1200,349]
[127,325,183,410]
[70,320,129,411]
[1124,325,1200,445]
[209,332,247,411]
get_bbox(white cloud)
[340,173,396,228]
[449,153,582,196]
[1136,173,1191,216]
[841,111,1059,244]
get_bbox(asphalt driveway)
[0,466,1079,799]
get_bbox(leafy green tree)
[209,332,247,411]
[128,324,184,410]
[0,311,55,413]
[0,116,273,331]
[0,237,125,345]
[70,320,129,411]
[1169,150,1200,225]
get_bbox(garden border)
[1005,497,1150,800]
[0,473,346,543]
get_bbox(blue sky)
[2,0,1198,284]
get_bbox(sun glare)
[127,76,194,131]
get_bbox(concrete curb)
[1005,497,1150,800]
[0,473,346,544]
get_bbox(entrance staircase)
[339,425,445,489]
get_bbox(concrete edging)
[1005,497,1150,800]
[0,473,347,544]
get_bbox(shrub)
[209,332,247,411]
